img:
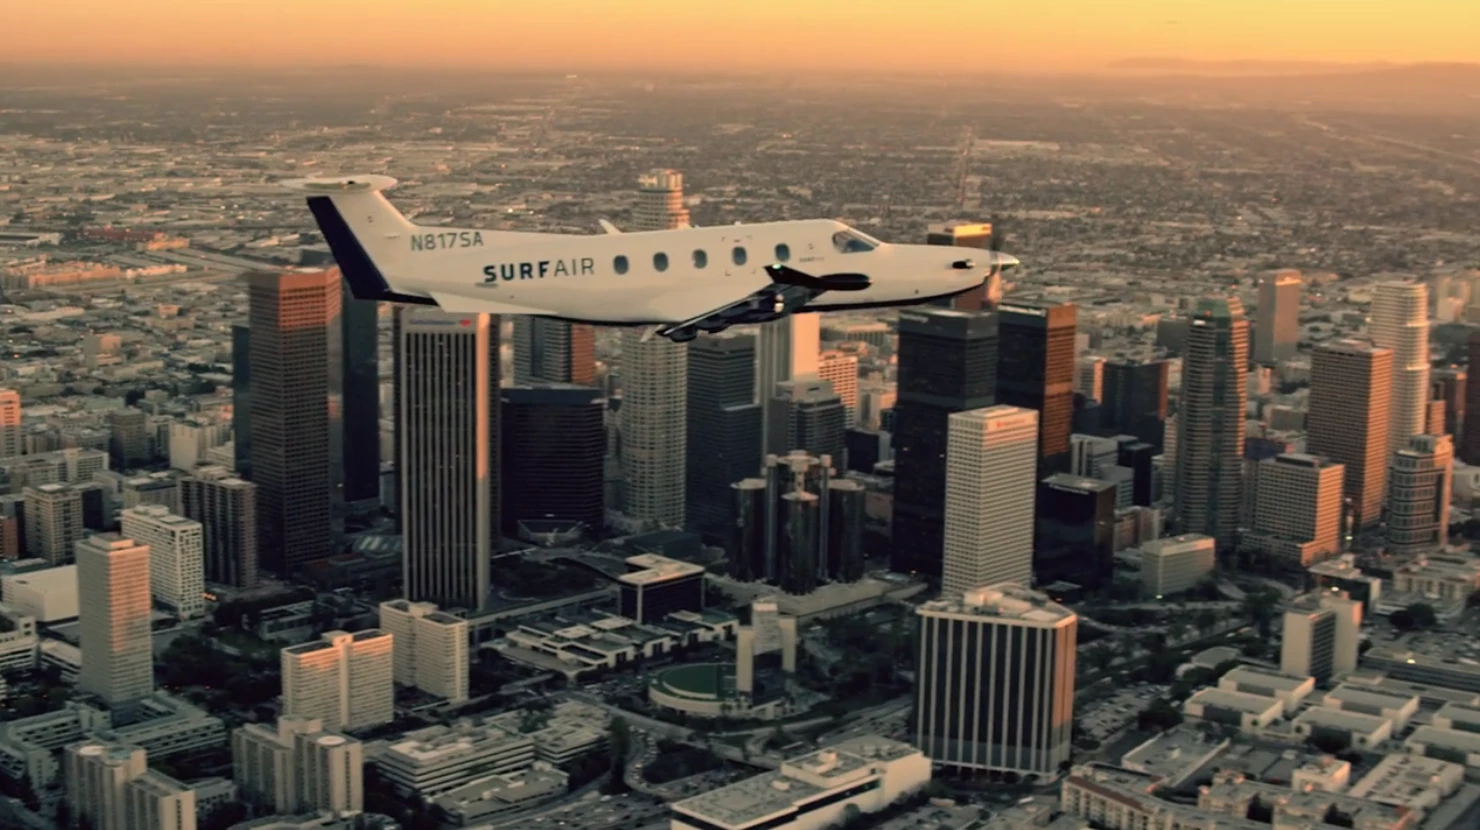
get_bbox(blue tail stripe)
[305,196,436,306]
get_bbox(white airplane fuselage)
[290,175,1017,327]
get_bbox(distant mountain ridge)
[1108,58,1480,80]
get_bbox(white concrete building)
[1,563,78,622]
[1217,666,1315,716]
[941,406,1039,597]
[0,602,39,675]
[231,717,362,816]
[670,736,929,830]
[121,505,205,619]
[64,740,148,830]
[280,630,393,731]
[1182,689,1283,732]
[1140,534,1215,596]
[1369,280,1430,453]
[378,600,470,703]
[76,534,154,707]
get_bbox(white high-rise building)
[23,483,84,564]
[76,534,154,708]
[0,388,20,458]
[1254,269,1302,364]
[817,350,859,427]
[1370,281,1431,452]
[232,717,362,816]
[1075,356,1105,403]
[167,420,229,472]
[123,768,197,830]
[280,629,394,731]
[64,741,147,830]
[1282,592,1362,683]
[377,600,470,703]
[1245,454,1345,568]
[942,406,1039,597]
[121,505,205,619]
[620,170,690,528]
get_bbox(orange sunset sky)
[4,0,1478,73]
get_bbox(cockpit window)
[832,229,878,254]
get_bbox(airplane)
[284,174,1019,342]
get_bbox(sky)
[5,0,1478,73]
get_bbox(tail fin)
[284,175,434,305]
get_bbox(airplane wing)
[653,264,870,341]
[428,291,558,316]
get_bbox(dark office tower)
[180,467,259,588]
[1174,297,1249,549]
[617,554,704,624]
[1101,360,1170,453]
[1430,367,1467,437]
[891,309,997,578]
[513,318,596,385]
[500,385,605,538]
[106,409,149,469]
[246,268,343,576]
[925,221,999,311]
[341,286,380,510]
[231,324,252,477]
[778,490,821,594]
[825,479,866,582]
[1116,439,1157,507]
[844,429,882,474]
[686,333,763,538]
[768,379,846,462]
[730,478,768,581]
[73,482,108,531]
[398,309,498,611]
[996,302,1077,475]
[1033,474,1117,589]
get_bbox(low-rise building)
[1323,683,1420,731]
[1348,754,1464,814]
[1291,707,1393,749]
[1405,725,1480,768]
[429,763,568,827]
[671,736,928,830]
[374,720,536,798]
[1217,666,1315,716]
[1182,689,1283,732]
[1119,729,1229,789]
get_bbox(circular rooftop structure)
[316,735,348,747]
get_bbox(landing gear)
[668,326,698,343]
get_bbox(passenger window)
[693,249,707,268]
[614,255,629,275]
[732,246,748,266]
[832,230,877,254]
[775,243,791,262]
[654,252,669,272]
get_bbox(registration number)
[411,231,484,251]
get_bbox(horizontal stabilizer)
[598,219,622,235]
[765,264,871,292]
[428,291,557,316]
[282,174,398,193]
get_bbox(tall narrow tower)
[757,315,821,457]
[1173,297,1248,548]
[512,317,596,385]
[76,534,155,709]
[397,309,499,611]
[0,388,21,458]
[619,170,690,528]
[941,406,1039,597]
[1308,340,1392,529]
[246,268,343,576]
[686,333,763,536]
[1370,281,1431,453]
[996,301,1077,475]
[1254,269,1302,365]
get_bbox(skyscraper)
[121,505,205,619]
[941,406,1038,597]
[686,333,763,537]
[377,600,470,703]
[817,350,860,426]
[891,309,998,578]
[1173,297,1248,548]
[1386,434,1453,555]
[1308,340,1392,529]
[23,483,83,564]
[996,302,1077,474]
[1101,359,1169,453]
[179,465,258,588]
[107,409,150,469]
[64,741,149,830]
[1254,269,1302,364]
[397,309,498,612]
[925,221,1002,311]
[1370,281,1431,453]
[1281,593,1362,683]
[76,534,154,709]
[620,170,690,528]
[246,268,343,576]
[512,317,596,385]
[1244,454,1344,567]
[0,388,21,458]
[500,384,605,538]
[757,314,821,455]
[1034,474,1117,589]
[340,283,381,512]
[231,324,251,477]
[767,378,846,462]
[1430,367,1465,437]
[1075,356,1105,404]
[1463,335,1480,464]
[916,584,1076,776]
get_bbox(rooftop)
[1221,665,1313,692]
[918,582,1074,625]
[1325,683,1418,711]
[1187,688,1283,715]
[618,553,705,586]
[1292,706,1391,734]
[1409,724,1480,753]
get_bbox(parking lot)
[1077,682,1169,742]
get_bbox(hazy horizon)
[5,0,1478,73]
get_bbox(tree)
[1406,603,1438,629]
[604,717,632,794]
